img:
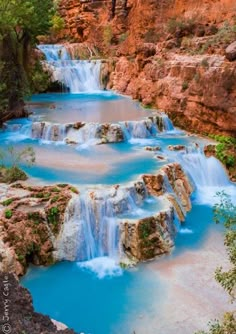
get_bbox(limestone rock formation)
[0,183,76,275]
[120,209,175,261]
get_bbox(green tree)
[213,192,236,300]
[0,146,36,183]
[0,0,57,122]
[196,192,236,334]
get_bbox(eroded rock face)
[49,0,236,136]
[0,184,76,275]
[0,272,76,334]
[143,162,193,218]
[107,54,236,136]
[120,209,175,261]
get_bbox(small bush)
[51,195,59,203]
[70,186,79,194]
[2,198,13,206]
[5,166,28,183]
[103,25,113,46]
[118,32,129,43]
[47,206,59,225]
[167,17,196,36]
[143,29,161,43]
[201,58,209,68]
[5,209,12,219]
[182,81,189,91]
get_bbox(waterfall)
[2,120,32,141]
[38,44,101,93]
[31,122,66,142]
[179,151,229,187]
[76,123,100,146]
[161,114,175,132]
[56,182,148,263]
[177,150,235,204]
[38,44,70,61]
[120,115,175,143]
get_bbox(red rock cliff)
[55,0,236,136]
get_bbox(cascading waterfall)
[31,122,66,142]
[76,123,100,146]
[38,44,101,93]
[179,150,229,187]
[3,121,32,141]
[161,114,175,132]
[56,182,148,264]
[123,121,153,139]
[176,149,235,204]
[38,44,70,61]
[75,194,118,261]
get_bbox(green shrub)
[103,25,113,46]
[27,212,41,225]
[167,17,195,35]
[17,254,25,263]
[2,198,13,206]
[51,195,59,203]
[47,206,59,225]
[4,166,27,183]
[182,81,189,91]
[50,14,65,34]
[209,135,236,169]
[201,58,209,68]
[30,61,52,93]
[70,186,79,194]
[5,209,12,219]
[198,21,236,54]
[51,187,60,192]
[119,32,129,43]
[143,29,161,43]
[0,146,35,183]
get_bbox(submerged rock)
[168,145,186,151]
[145,146,161,151]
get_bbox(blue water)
[2,91,234,333]
[27,92,150,123]
[22,262,162,334]
[21,200,224,334]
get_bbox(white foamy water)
[38,44,101,93]
[77,257,123,279]
[179,228,194,234]
[176,150,236,205]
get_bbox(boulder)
[168,145,186,151]
[225,41,236,61]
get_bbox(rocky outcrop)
[143,163,193,219]
[120,209,175,261]
[0,271,76,334]
[54,162,193,263]
[0,162,193,268]
[106,54,236,136]
[0,184,76,275]
[50,0,236,136]
[225,41,236,61]
[28,115,172,144]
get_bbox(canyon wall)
[54,0,236,135]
